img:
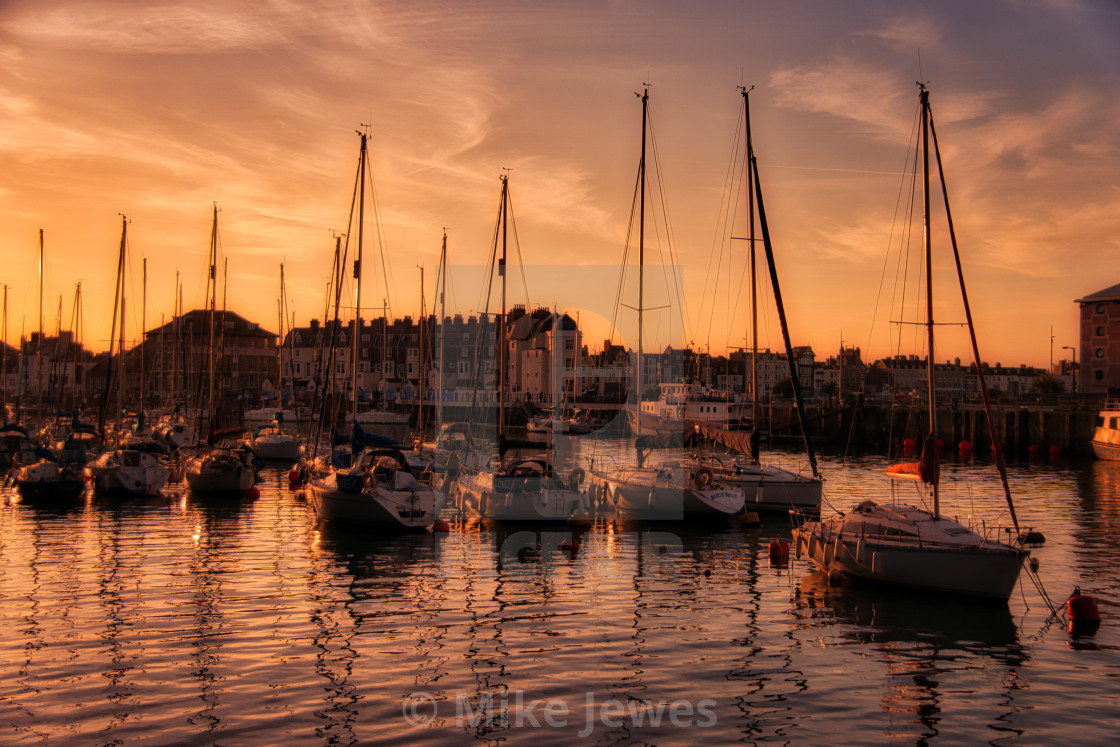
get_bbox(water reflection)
[794,572,1027,743]
[0,448,1117,745]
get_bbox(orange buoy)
[768,539,790,562]
[1067,587,1102,636]
[432,519,451,532]
[1067,587,1101,622]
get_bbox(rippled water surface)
[2,437,1118,745]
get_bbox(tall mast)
[37,228,43,428]
[71,283,82,412]
[278,263,285,414]
[353,130,368,426]
[418,265,425,438]
[99,216,127,440]
[742,86,759,425]
[118,221,128,428]
[172,270,180,407]
[636,87,648,436]
[498,174,509,446]
[119,287,126,426]
[141,256,147,415]
[207,204,218,431]
[920,84,939,519]
[438,230,447,429]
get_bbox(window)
[1096,348,1105,359]
[1097,303,1106,314]
[1097,326,1106,337]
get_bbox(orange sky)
[1,1,1117,369]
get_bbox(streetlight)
[1062,345,1077,393]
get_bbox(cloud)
[860,14,946,51]
[1,2,291,53]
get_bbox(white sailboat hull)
[252,434,303,463]
[792,503,1025,600]
[688,455,821,513]
[308,474,444,529]
[589,466,744,519]
[455,470,586,521]
[184,452,256,495]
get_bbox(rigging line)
[646,104,691,348]
[608,161,642,346]
[694,101,742,348]
[709,101,751,351]
[725,111,757,351]
[725,132,752,351]
[465,178,505,430]
[870,102,922,364]
[504,186,532,309]
[929,98,1019,534]
[321,138,365,436]
[363,138,395,321]
[888,127,919,383]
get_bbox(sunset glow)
[1,1,1117,367]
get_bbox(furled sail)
[886,434,940,484]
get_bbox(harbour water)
[1,436,1118,745]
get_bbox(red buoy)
[935,438,946,449]
[1028,444,1040,456]
[288,467,301,483]
[1067,587,1102,637]
[768,539,790,562]
[958,440,972,453]
[433,519,451,533]
[903,437,916,451]
[1068,587,1101,622]
[247,486,261,500]
[1050,445,1062,456]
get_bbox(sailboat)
[87,216,172,497]
[451,176,587,522]
[792,84,1027,600]
[14,229,87,502]
[251,264,303,464]
[588,87,745,520]
[307,129,445,529]
[183,206,257,496]
[683,86,822,515]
